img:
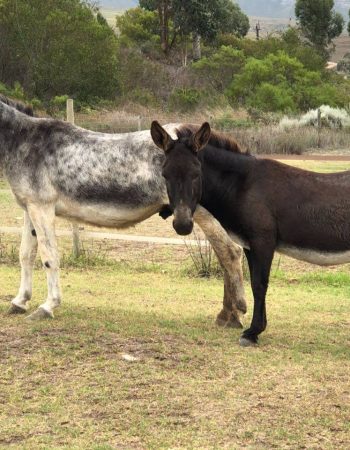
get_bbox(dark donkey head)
[151,121,211,235]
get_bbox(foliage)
[281,28,324,71]
[211,114,254,131]
[217,29,325,72]
[226,51,350,113]
[0,81,25,100]
[116,44,170,103]
[192,46,245,91]
[0,0,120,103]
[125,88,160,108]
[295,0,344,55]
[168,88,202,112]
[140,0,249,54]
[172,0,249,40]
[116,7,160,44]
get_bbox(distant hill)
[99,0,350,19]
[237,0,350,18]
[99,0,137,9]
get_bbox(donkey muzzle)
[173,206,194,236]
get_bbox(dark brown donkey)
[151,121,350,346]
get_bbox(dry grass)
[75,108,350,156]
[230,125,350,155]
[75,105,250,134]
[332,34,350,63]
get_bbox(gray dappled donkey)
[0,96,246,326]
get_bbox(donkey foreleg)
[9,212,38,314]
[240,242,274,347]
[25,204,61,320]
[193,206,246,329]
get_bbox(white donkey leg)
[25,203,61,320]
[9,212,38,314]
[193,205,247,328]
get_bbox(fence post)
[137,115,142,132]
[66,99,81,258]
[317,107,321,148]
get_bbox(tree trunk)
[158,1,169,54]
[192,32,201,61]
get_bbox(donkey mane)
[176,124,246,154]
[0,94,34,117]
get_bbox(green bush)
[168,88,202,112]
[116,7,160,44]
[126,88,160,108]
[226,51,348,113]
[212,114,253,130]
[192,46,245,91]
[249,83,295,112]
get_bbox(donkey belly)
[228,231,350,266]
[55,198,161,228]
[277,245,350,266]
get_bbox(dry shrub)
[227,126,350,155]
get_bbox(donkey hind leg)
[25,204,61,320]
[9,212,38,314]
[193,205,246,329]
[239,243,274,347]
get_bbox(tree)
[140,0,249,58]
[0,0,120,102]
[226,51,349,112]
[139,0,173,53]
[348,9,350,35]
[295,0,344,56]
[173,0,249,60]
[116,7,159,44]
[192,46,245,91]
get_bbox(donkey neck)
[198,146,255,229]
[0,102,33,166]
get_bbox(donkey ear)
[192,122,211,152]
[151,121,174,152]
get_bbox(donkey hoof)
[239,337,258,347]
[8,303,27,315]
[25,307,53,321]
[216,317,243,329]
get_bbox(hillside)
[99,0,137,8]
[99,0,350,19]
[237,0,350,18]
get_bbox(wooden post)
[137,116,142,132]
[317,108,321,148]
[66,99,81,258]
[255,22,261,40]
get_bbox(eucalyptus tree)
[139,0,249,59]
[295,0,344,57]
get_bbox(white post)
[66,99,81,258]
[317,107,321,149]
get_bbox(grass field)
[1,265,349,449]
[0,159,350,449]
